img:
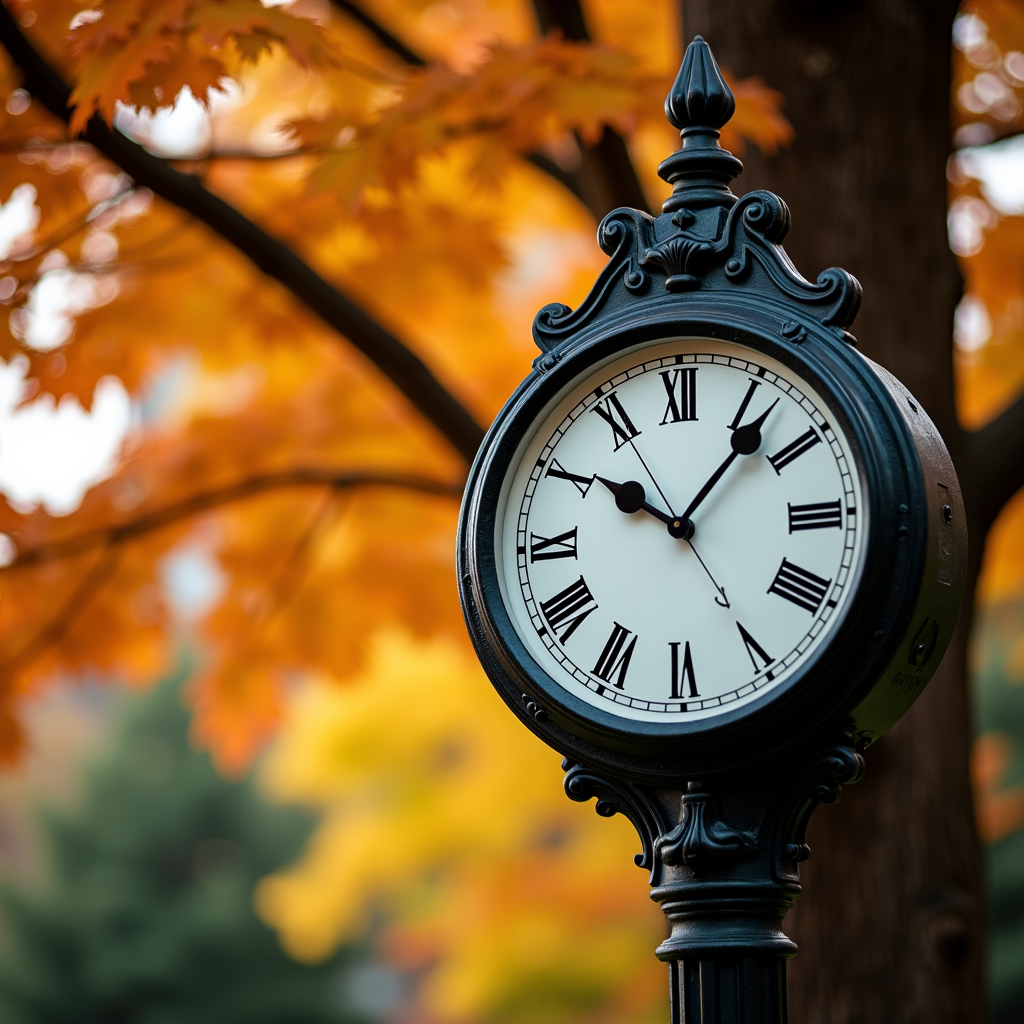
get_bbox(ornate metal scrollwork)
[640,234,714,292]
[713,192,861,327]
[808,738,866,803]
[533,209,654,351]
[562,759,671,884]
[531,37,862,362]
[620,189,862,326]
[532,186,860,349]
[655,781,757,873]
[768,725,866,880]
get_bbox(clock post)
[457,36,966,1024]
[562,734,863,1022]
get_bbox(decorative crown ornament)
[665,35,736,129]
[659,35,743,207]
[533,37,860,358]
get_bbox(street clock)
[457,36,966,1024]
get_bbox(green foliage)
[971,601,1024,1024]
[0,672,366,1024]
[989,829,1024,1024]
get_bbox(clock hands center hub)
[667,516,695,541]
[596,476,694,540]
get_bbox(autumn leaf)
[972,731,1024,842]
[67,0,339,132]
[720,71,793,156]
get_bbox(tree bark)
[680,2,985,1021]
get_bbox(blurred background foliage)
[952,6,1024,1018]
[0,0,1018,1022]
[973,604,1024,1023]
[0,672,369,1024]
[255,633,665,1024]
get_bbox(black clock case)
[457,197,966,785]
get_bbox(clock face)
[497,338,866,724]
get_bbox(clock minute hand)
[679,451,737,525]
[680,398,780,524]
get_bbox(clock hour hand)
[679,398,780,526]
[597,477,671,522]
[597,477,693,538]
[597,476,673,521]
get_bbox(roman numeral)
[788,500,842,532]
[545,459,594,496]
[669,641,698,698]
[591,392,641,450]
[767,428,821,473]
[529,528,578,562]
[539,576,597,643]
[593,622,638,689]
[737,622,774,676]
[767,558,832,613]
[660,368,698,424]
[728,378,762,430]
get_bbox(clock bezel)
[458,297,928,781]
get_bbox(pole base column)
[669,955,787,1024]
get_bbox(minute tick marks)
[507,341,863,722]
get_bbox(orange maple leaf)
[67,0,338,132]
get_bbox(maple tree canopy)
[0,0,793,769]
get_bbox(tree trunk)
[679,2,985,1021]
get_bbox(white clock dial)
[498,338,866,723]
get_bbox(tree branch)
[329,0,426,66]
[7,469,463,569]
[0,5,484,463]
[0,546,120,678]
[961,389,1024,534]
[328,0,604,214]
[530,0,651,215]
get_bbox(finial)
[658,36,743,213]
[665,36,736,131]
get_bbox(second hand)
[627,438,677,517]
[601,435,727,607]
[686,537,730,608]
